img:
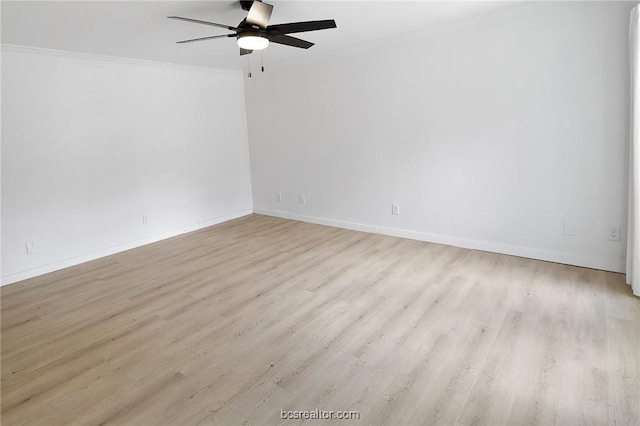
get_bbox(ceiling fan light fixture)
[170,1,337,55]
[237,33,269,50]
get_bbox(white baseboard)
[255,209,378,234]
[1,209,253,286]
[254,208,626,274]
[5,207,624,286]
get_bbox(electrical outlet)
[25,241,36,255]
[563,221,575,236]
[142,215,149,225]
[609,227,621,241]
[392,204,400,215]
[276,192,282,202]
[299,194,306,204]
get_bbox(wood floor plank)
[455,309,526,426]
[1,214,638,426]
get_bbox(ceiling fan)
[168,0,337,56]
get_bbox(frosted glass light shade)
[237,34,269,50]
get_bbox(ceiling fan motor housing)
[240,1,255,12]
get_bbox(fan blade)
[267,20,336,36]
[267,35,314,49]
[177,34,234,44]
[240,48,253,56]
[167,16,239,32]
[246,1,273,29]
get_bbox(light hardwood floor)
[1,214,639,426]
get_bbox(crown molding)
[1,44,241,76]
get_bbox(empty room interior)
[2,0,639,425]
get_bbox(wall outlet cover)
[608,227,621,241]
[563,221,575,236]
[25,241,36,254]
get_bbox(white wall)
[246,1,633,273]
[1,46,253,285]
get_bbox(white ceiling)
[2,1,524,70]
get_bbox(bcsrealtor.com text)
[281,409,360,420]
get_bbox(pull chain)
[261,53,265,73]
[247,56,252,78]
